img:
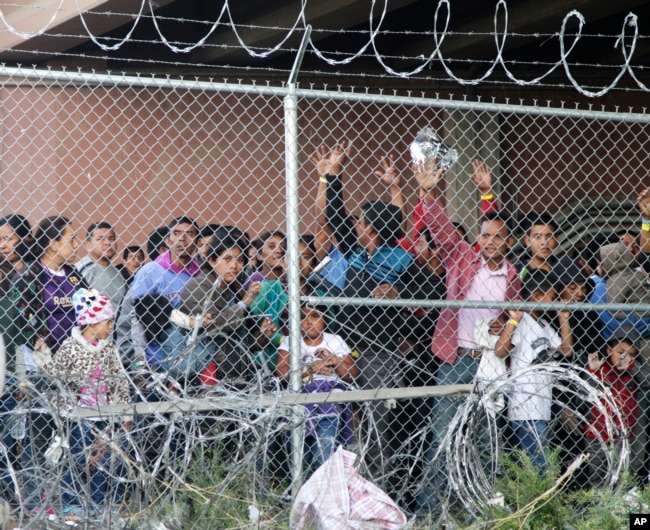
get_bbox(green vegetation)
[122,444,650,529]
[464,450,648,530]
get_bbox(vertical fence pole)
[285,25,312,497]
[0,334,5,396]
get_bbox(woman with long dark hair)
[13,216,84,355]
[0,214,35,284]
[175,230,267,383]
[9,216,86,512]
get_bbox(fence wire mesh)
[0,67,650,529]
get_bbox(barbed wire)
[0,0,647,94]
[446,363,628,518]
[0,55,647,528]
[1,357,626,528]
[2,0,645,42]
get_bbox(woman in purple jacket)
[12,216,84,357]
[10,216,85,513]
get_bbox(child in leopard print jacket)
[46,288,130,519]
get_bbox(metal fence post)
[285,25,312,498]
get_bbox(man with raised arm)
[414,160,521,517]
[313,142,414,492]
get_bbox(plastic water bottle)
[9,413,26,440]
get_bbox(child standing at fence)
[244,231,286,289]
[495,269,573,467]
[275,304,358,473]
[47,288,131,520]
[585,325,639,487]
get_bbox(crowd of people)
[0,142,649,519]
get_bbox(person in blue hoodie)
[594,241,650,341]
[115,216,202,381]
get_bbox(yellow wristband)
[480,193,494,200]
[319,176,328,184]
[642,223,650,232]
[508,319,519,327]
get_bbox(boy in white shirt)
[495,269,573,467]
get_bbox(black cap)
[361,200,404,246]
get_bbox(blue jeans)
[416,356,479,515]
[509,419,549,469]
[61,422,127,509]
[158,324,211,379]
[305,415,340,474]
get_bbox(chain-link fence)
[1,66,650,528]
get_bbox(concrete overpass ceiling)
[0,0,647,85]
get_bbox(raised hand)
[616,352,633,372]
[242,281,262,307]
[471,159,493,195]
[587,352,604,372]
[312,145,332,176]
[310,141,352,176]
[374,154,401,188]
[329,141,352,175]
[638,188,650,218]
[259,317,278,338]
[412,158,445,191]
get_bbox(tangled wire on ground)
[445,363,628,518]
[0,359,627,529]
